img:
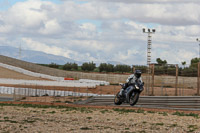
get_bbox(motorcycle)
[114,81,144,106]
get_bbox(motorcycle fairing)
[125,85,135,103]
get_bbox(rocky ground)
[0,104,200,133]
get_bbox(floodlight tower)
[196,38,200,62]
[143,28,156,66]
[143,28,156,95]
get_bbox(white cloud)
[39,19,62,35]
[22,37,73,58]
[80,23,96,31]
[89,0,200,4]
[0,0,199,65]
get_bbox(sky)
[0,0,200,65]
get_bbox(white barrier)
[0,86,113,97]
[79,79,110,86]
[0,78,96,88]
[0,62,110,86]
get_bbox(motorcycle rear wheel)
[114,92,122,105]
[129,92,139,106]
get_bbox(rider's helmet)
[134,70,142,78]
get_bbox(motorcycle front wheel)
[114,92,122,105]
[129,92,139,106]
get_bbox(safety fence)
[142,63,200,96]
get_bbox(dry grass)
[0,104,200,133]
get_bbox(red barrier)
[64,78,74,80]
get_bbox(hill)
[0,46,80,65]
[0,46,122,66]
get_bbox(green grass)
[23,120,36,123]
[80,127,93,130]
[147,111,155,113]
[48,111,56,114]
[136,109,145,113]
[172,111,199,118]
[113,108,136,113]
[100,109,111,114]
[187,125,198,132]
[155,123,164,126]
[158,112,168,116]
[86,117,92,120]
[0,103,90,111]
[0,119,18,123]
[169,124,178,127]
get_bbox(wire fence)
[142,63,200,96]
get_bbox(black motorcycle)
[114,82,144,106]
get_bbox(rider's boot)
[119,89,124,96]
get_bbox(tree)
[72,63,78,70]
[107,64,114,72]
[81,62,96,71]
[190,57,200,68]
[114,64,131,73]
[49,62,59,68]
[156,58,167,65]
[181,61,186,68]
[99,63,114,72]
[99,63,107,72]
[63,62,78,70]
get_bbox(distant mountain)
[0,46,123,66]
[0,46,81,65]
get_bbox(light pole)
[143,28,156,95]
[196,38,200,62]
[143,28,156,66]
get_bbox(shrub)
[99,63,114,72]
[81,62,96,71]
[49,62,59,68]
[63,63,78,70]
[114,64,132,73]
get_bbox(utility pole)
[143,28,156,95]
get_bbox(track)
[79,96,200,111]
[0,97,13,101]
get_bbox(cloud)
[0,0,199,65]
[87,0,200,4]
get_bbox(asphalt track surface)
[1,96,200,111]
[82,96,200,111]
[0,97,13,101]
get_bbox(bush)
[99,63,114,72]
[81,62,96,71]
[114,64,131,73]
[63,63,78,70]
[49,63,59,68]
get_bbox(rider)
[119,70,143,96]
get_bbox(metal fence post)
[175,64,178,96]
[13,88,16,101]
[197,62,200,95]
[151,64,155,96]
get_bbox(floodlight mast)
[143,28,156,66]
[197,38,200,62]
[143,28,156,95]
